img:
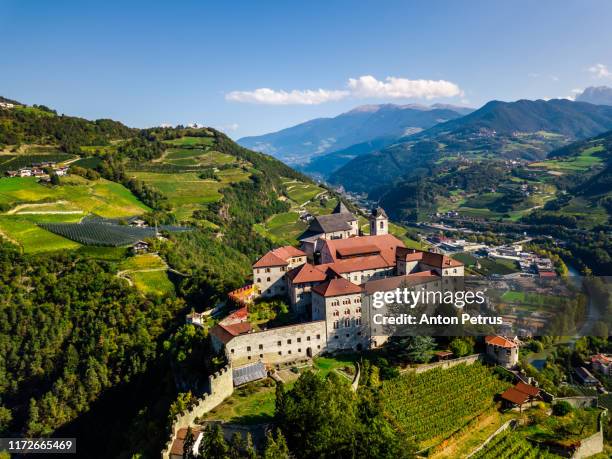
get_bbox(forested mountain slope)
[329,99,612,193]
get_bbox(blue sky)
[2,0,612,138]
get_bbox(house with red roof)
[252,245,306,298]
[485,335,520,368]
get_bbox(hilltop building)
[298,201,359,256]
[207,204,479,370]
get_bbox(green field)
[128,168,250,220]
[119,254,174,296]
[284,180,323,204]
[0,214,82,252]
[530,144,604,172]
[0,176,150,252]
[130,271,175,296]
[162,136,215,147]
[0,176,149,217]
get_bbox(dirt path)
[0,227,19,247]
[7,200,80,215]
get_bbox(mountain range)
[576,85,612,106]
[237,103,472,168]
[329,98,612,192]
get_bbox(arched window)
[356,307,361,313]
[345,308,350,315]
[333,320,339,329]
[344,318,350,328]
[333,310,339,317]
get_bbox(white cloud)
[217,122,240,132]
[347,75,462,99]
[588,63,610,79]
[226,74,463,105]
[225,87,349,105]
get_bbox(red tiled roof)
[501,387,530,405]
[592,354,612,364]
[170,428,202,455]
[514,381,540,397]
[336,244,380,258]
[312,277,362,297]
[485,335,519,349]
[253,246,305,268]
[321,234,404,265]
[253,251,288,268]
[538,271,557,277]
[287,263,328,283]
[362,271,440,294]
[396,248,463,268]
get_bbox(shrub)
[552,400,573,416]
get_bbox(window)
[277,341,281,346]
[256,278,261,283]
[344,318,350,327]
[287,339,291,344]
[260,354,263,358]
[333,310,339,317]
[297,337,301,343]
[316,334,321,339]
[247,346,251,352]
[259,344,263,350]
[317,345,321,349]
[288,350,292,355]
[230,349,234,354]
[345,308,350,315]
[266,268,271,273]
[453,268,457,273]
[356,307,361,313]
[278,351,282,355]
[355,317,361,326]
[248,356,252,360]
[380,221,384,229]
[298,348,301,353]
[306,336,311,341]
[333,320,339,329]
[334,335,339,339]
[266,277,271,282]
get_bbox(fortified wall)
[161,364,234,459]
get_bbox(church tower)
[369,207,388,235]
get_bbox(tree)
[244,432,258,459]
[199,423,229,459]
[229,432,246,459]
[553,401,573,416]
[263,429,289,459]
[183,426,195,459]
[403,336,436,363]
[450,338,473,357]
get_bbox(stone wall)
[161,364,234,459]
[226,321,327,366]
[405,353,484,374]
[466,419,517,458]
[555,396,598,409]
[571,408,607,459]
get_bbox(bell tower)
[369,207,388,235]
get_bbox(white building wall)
[225,321,327,366]
[253,265,288,297]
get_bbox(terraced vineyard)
[0,152,75,173]
[471,429,562,459]
[379,363,510,448]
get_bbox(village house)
[252,245,307,298]
[500,381,541,412]
[485,335,520,368]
